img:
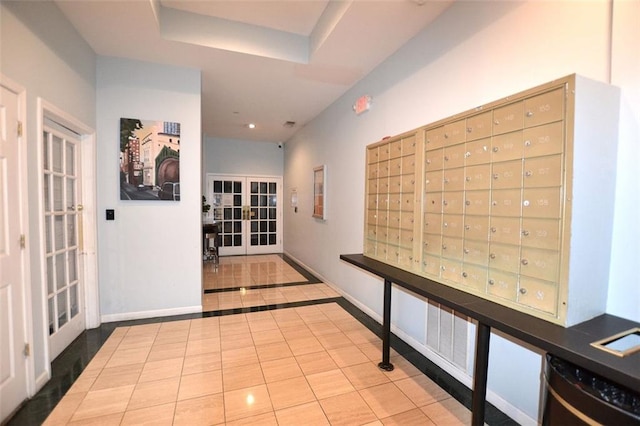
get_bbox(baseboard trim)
[101,305,202,323]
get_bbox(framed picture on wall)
[313,165,326,220]
[119,117,181,201]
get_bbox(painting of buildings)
[119,118,180,200]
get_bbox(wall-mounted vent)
[426,300,469,371]
[283,121,296,128]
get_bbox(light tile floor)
[202,255,340,311]
[42,255,473,425]
[44,303,471,425]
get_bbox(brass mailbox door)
[465,111,492,141]
[490,216,522,246]
[523,87,564,128]
[491,131,524,163]
[465,138,492,166]
[521,218,561,250]
[464,164,491,190]
[523,121,564,158]
[517,277,558,314]
[492,101,524,135]
[487,270,518,301]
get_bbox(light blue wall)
[96,57,202,321]
[283,1,639,423]
[203,137,283,179]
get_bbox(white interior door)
[0,84,29,421]
[206,175,283,256]
[43,122,85,360]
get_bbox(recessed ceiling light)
[248,123,256,129]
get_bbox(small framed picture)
[313,165,326,220]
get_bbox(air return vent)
[426,300,469,370]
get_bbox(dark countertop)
[340,253,640,393]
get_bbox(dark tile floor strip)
[203,280,319,294]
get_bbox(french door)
[42,121,85,360]
[206,175,283,256]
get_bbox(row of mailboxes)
[364,241,414,270]
[367,193,415,211]
[426,120,564,169]
[424,154,564,192]
[366,211,416,231]
[368,174,416,194]
[420,255,558,314]
[424,214,561,250]
[422,188,562,219]
[367,135,417,163]
[368,155,416,178]
[424,88,564,152]
[423,235,560,281]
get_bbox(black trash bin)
[543,354,640,425]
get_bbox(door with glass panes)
[206,175,282,256]
[42,121,85,360]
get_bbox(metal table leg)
[472,322,490,426]
[378,279,394,371]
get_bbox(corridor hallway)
[9,255,515,425]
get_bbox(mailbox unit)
[364,75,620,326]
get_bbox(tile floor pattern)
[43,302,472,425]
[202,255,340,311]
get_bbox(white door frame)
[37,98,98,379]
[0,74,35,411]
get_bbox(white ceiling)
[54,0,454,143]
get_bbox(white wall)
[1,1,96,384]
[608,0,640,320]
[283,1,639,423]
[96,57,202,321]
[203,137,283,179]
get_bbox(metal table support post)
[472,322,491,426]
[378,279,394,371]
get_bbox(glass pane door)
[43,125,85,359]
[206,175,282,256]
[247,178,281,254]
[211,178,245,256]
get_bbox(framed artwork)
[313,165,326,219]
[119,117,181,201]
